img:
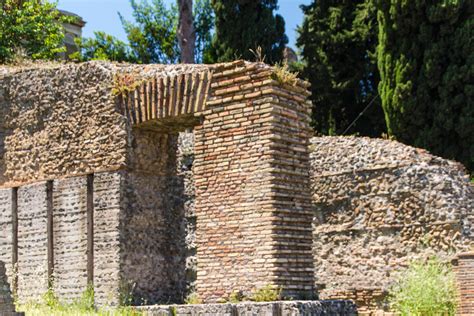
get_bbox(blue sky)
[57,0,311,50]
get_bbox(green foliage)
[18,285,142,315]
[194,0,214,63]
[71,32,136,62]
[0,0,72,63]
[297,0,386,137]
[375,0,474,171]
[250,285,281,302]
[388,257,458,315]
[184,292,202,304]
[207,0,288,64]
[272,62,298,86]
[227,290,245,303]
[75,0,214,64]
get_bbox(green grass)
[17,284,143,316]
[388,257,458,315]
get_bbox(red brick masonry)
[454,252,474,315]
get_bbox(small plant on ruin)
[72,283,96,312]
[388,257,457,315]
[119,280,137,306]
[249,46,266,63]
[184,292,203,304]
[250,284,282,302]
[228,290,246,303]
[111,73,144,97]
[272,62,298,86]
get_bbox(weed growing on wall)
[251,285,282,302]
[184,292,202,304]
[272,62,298,86]
[388,257,458,315]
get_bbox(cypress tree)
[376,0,474,171]
[297,0,386,136]
[208,0,288,64]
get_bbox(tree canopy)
[74,0,214,64]
[207,0,288,64]
[0,0,72,63]
[297,0,385,137]
[375,0,474,171]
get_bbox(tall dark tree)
[297,0,385,136]
[178,0,196,63]
[376,0,474,171]
[207,0,288,64]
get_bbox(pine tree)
[208,0,288,64]
[297,0,386,136]
[376,0,474,171]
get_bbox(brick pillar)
[454,252,474,315]
[194,62,314,302]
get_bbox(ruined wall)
[194,62,314,301]
[93,171,123,306]
[17,183,48,303]
[0,261,18,316]
[0,62,128,186]
[119,129,188,305]
[0,190,12,281]
[52,176,88,302]
[309,136,474,312]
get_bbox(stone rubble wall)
[137,300,357,316]
[0,190,13,283]
[0,261,21,316]
[0,63,128,187]
[120,130,188,305]
[16,182,48,303]
[0,61,315,306]
[93,171,123,306]
[52,176,88,302]
[309,136,474,312]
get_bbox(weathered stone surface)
[0,60,314,305]
[137,300,357,315]
[52,176,88,302]
[0,260,24,316]
[309,136,474,312]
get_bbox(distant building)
[59,10,86,59]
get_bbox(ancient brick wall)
[453,252,474,315]
[194,62,314,301]
[0,61,315,306]
[309,136,474,312]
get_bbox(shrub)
[251,284,281,302]
[184,292,202,305]
[388,257,458,315]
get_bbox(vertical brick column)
[454,252,474,315]
[194,62,314,302]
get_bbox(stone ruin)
[0,260,23,316]
[309,137,473,313]
[0,61,316,307]
[0,61,472,314]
